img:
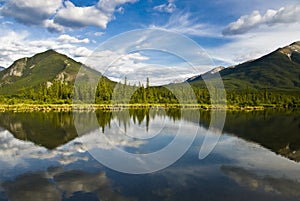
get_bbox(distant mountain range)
[0,42,300,95]
[187,41,300,91]
[0,66,5,71]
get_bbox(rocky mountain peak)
[279,41,300,60]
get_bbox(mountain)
[187,41,300,91]
[186,66,225,82]
[0,66,4,71]
[1,41,300,97]
[0,50,104,95]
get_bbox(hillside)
[0,50,104,95]
[188,42,300,91]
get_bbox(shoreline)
[0,103,295,112]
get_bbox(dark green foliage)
[221,51,300,90]
[1,74,299,107]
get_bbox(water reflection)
[223,109,300,161]
[0,109,299,200]
[0,112,79,149]
[0,109,299,161]
[221,165,300,197]
[2,167,135,201]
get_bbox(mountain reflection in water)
[0,109,299,201]
[0,109,299,161]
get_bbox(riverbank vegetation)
[0,77,299,111]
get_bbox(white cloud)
[0,130,44,166]
[119,52,149,62]
[54,1,110,29]
[0,30,34,67]
[0,28,95,67]
[106,63,199,86]
[154,0,176,13]
[82,47,201,85]
[85,50,200,86]
[54,0,137,29]
[83,50,149,71]
[216,135,300,180]
[69,47,93,58]
[209,23,300,65]
[0,0,62,26]
[97,0,138,13]
[223,4,300,35]
[94,32,105,37]
[43,19,65,33]
[151,12,217,37]
[57,34,90,44]
[0,127,142,171]
[78,48,191,85]
[0,0,138,31]
[116,6,124,14]
[81,29,215,85]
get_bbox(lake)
[0,108,299,201]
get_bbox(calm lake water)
[0,109,299,201]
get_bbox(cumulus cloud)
[57,34,90,44]
[0,0,62,25]
[82,49,198,86]
[54,1,110,29]
[0,28,94,67]
[0,0,138,31]
[43,19,65,33]
[82,29,215,85]
[104,62,198,86]
[97,0,137,13]
[0,30,33,67]
[223,4,300,35]
[54,0,137,29]
[69,47,93,58]
[83,50,149,70]
[208,23,300,65]
[154,0,176,13]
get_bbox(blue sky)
[0,0,300,84]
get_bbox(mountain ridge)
[0,41,300,96]
[0,49,103,95]
[187,41,300,91]
[186,66,225,82]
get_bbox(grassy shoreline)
[0,103,293,112]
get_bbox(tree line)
[0,77,299,107]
